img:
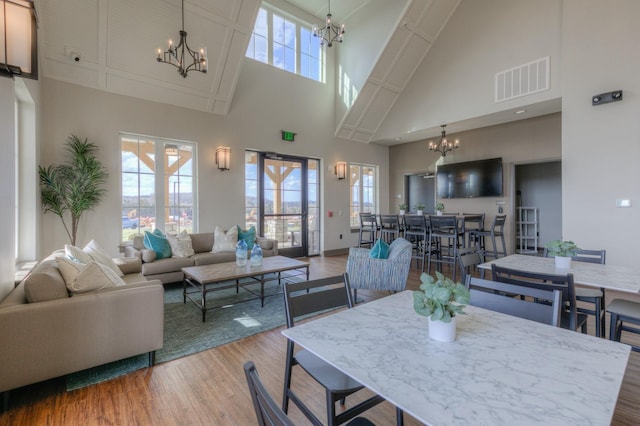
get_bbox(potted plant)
[415,203,425,215]
[413,272,470,342]
[545,240,580,269]
[399,203,408,215]
[39,135,108,246]
[435,202,445,216]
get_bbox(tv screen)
[437,158,503,198]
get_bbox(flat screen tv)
[437,158,503,198]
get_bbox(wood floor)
[2,255,640,425]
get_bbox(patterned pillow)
[144,230,172,259]
[167,230,195,258]
[237,225,256,249]
[369,239,390,259]
[57,258,125,295]
[212,226,238,253]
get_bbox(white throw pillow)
[83,239,125,277]
[65,244,93,264]
[57,257,85,285]
[65,261,126,295]
[212,226,238,253]
[167,230,195,258]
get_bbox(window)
[246,4,324,82]
[120,134,197,241]
[349,164,378,227]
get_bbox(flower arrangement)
[413,272,470,323]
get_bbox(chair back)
[544,248,606,265]
[380,214,399,229]
[491,264,578,330]
[466,276,562,327]
[462,213,485,231]
[359,213,378,229]
[244,361,296,426]
[492,215,507,233]
[457,247,483,281]
[404,214,426,230]
[429,215,457,235]
[283,274,353,328]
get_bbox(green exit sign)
[281,130,296,142]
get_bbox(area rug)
[66,278,288,391]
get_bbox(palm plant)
[39,135,108,245]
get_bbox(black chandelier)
[312,0,345,47]
[428,125,460,157]
[156,0,207,78]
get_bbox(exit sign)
[281,130,296,142]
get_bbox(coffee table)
[182,256,310,322]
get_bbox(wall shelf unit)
[517,207,538,254]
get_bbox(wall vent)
[495,57,549,103]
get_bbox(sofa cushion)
[64,244,93,264]
[167,230,195,258]
[192,251,236,266]
[83,239,125,277]
[141,248,157,263]
[212,226,238,253]
[63,260,126,295]
[23,260,69,303]
[256,237,274,251]
[114,257,142,275]
[142,257,194,276]
[190,232,214,253]
[144,230,171,259]
[237,225,256,249]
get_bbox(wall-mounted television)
[437,158,503,198]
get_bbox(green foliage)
[39,135,108,245]
[414,203,425,210]
[413,272,470,323]
[399,203,408,210]
[545,240,580,257]
[435,202,445,211]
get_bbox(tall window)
[120,134,197,241]
[349,164,378,227]
[246,4,324,82]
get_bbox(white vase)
[399,209,405,215]
[436,210,443,216]
[428,316,457,342]
[555,256,572,269]
[416,210,424,216]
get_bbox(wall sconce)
[216,146,230,171]
[1,0,38,80]
[335,161,347,180]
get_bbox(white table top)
[282,291,630,425]
[478,254,640,293]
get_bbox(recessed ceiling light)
[514,109,527,115]
[394,137,402,141]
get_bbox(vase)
[555,256,572,269]
[416,210,424,216]
[399,209,405,215]
[428,316,456,342]
[436,210,443,216]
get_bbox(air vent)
[495,57,549,103]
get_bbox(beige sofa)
[124,232,279,284]
[0,253,164,397]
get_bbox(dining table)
[478,254,640,293]
[281,290,630,425]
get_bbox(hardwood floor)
[2,255,639,425]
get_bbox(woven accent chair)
[346,237,413,301]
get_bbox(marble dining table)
[478,254,640,293]
[281,290,630,425]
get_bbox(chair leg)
[396,407,405,426]
[327,389,337,426]
[609,313,619,342]
[600,288,606,338]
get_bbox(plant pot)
[428,316,456,342]
[416,210,424,216]
[436,210,443,216]
[555,256,572,269]
[399,209,405,215]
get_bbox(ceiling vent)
[495,57,549,103]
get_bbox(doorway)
[405,173,435,213]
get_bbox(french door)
[252,152,319,258]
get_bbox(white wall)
[561,0,640,267]
[39,59,389,257]
[0,78,16,300]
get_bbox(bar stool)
[403,214,428,270]
[357,213,378,247]
[427,215,459,280]
[470,214,507,260]
[607,298,640,352]
[379,214,400,243]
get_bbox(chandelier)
[313,0,345,47]
[428,125,460,157]
[156,0,207,78]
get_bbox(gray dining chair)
[244,361,377,426]
[466,276,562,326]
[282,274,384,426]
[606,299,640,352]
[358,213,378,247]
[470,214,507,260]
[457,246,485,282]
[491,264,588,333]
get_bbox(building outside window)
[120,134,197,241]
[349,164,378,228]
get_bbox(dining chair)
[606,299,640,352]
[470,215,507,260]
[282,274,384,426]
[244,361,377,426]
[403,214,429,270]
[457,246,485,282]
[466,276,562,326]
[379,214,401,243]
[461,213,485,247]
[427,215,459,280]
[358,213,378,248]
[544,248,607,337]
[491,264,588,333]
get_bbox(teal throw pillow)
[369,239,390,259]
[237,225,257,249]
[144,230,171,259]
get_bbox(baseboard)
[323,248,350,257]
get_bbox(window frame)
[349,163,379,228]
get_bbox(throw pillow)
[167,230,195,258]
[212,226,238,253]
[64,244,93,264]
[57,257,85,285]
[65,261,126,295]
[144,230,172,259]
[83,239,125,277]
[237,225,256,249]
[369,239,390,259]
